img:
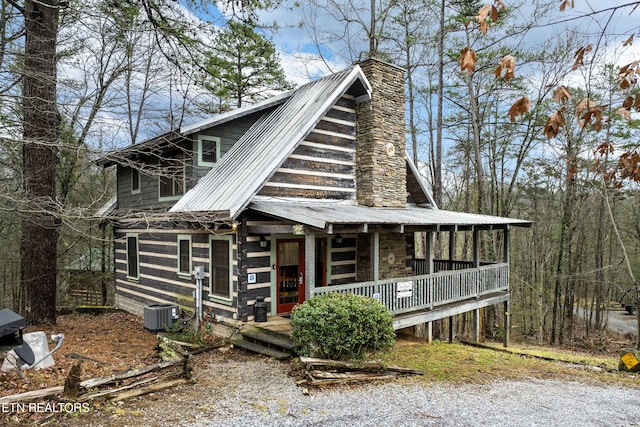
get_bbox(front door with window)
[275,238,328,315]
[276,239,305,314]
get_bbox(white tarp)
[1,331,55,371]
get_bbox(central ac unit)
[143,304,177,332]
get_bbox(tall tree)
[12,0,287,323]
[22,0,61,324]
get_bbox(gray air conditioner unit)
[143,304,177,332]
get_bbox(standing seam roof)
[170,66,371,218]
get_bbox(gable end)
[257,95,357,200]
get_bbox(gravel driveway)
[69,350,640,427]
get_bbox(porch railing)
[314,262,509,315]
[415,259,493,275]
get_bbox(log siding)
[114,227,239,320]
[257,95,356,200]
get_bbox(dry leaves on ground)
[0,311,158,398]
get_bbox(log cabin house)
[98,58,531,343]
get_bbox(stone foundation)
[115,293,146,317]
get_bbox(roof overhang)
[248,201,533,233]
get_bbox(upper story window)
[198,135,221,167]
[159,152,185,200]
[131,168,140,194]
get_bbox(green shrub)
[290,292,395,360]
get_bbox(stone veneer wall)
[356,58,407,207]
[356,233,411,281]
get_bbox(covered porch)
[315,262,510,344]
[248,200,531,345]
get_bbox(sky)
[241,1,640,86]
[79,0,640,151]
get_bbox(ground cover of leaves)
[0,311,158,397]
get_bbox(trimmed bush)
[290,292,395,360]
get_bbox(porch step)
[239,325,296,351]
[230,336,292,360]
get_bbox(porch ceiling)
[248,200,532,232]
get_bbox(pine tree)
[204,21,292,110]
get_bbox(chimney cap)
[353,55,406,73]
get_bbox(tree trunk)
[22,0,60,324]
[433,0,444,208]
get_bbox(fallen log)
[109,378,192,403]
[297,356,422,387]
[0,386,64,404]
[78,376,160,402]
[157,334,222,360]
[308,371,398,380]
[305,373,398,386]
[299,357,424,375]
[0,357,192,405]
[80,357,187,389]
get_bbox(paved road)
[575,307,638,335]
[608,307,638,335]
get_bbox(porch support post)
[414,322,432,343]
[426,231,434,274]
[503,300,510,348]
[372,231,380,282]
[305,231,316,301]
[448,228,455,269]
[448,316,454,343]
[473,308,480,343]
[472,227,480,268]
[503,226,510,263]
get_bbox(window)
[210,235,232,302]
[178,235,192,277]
[126,234,139,280]
[198,136,220,167]
[131,168,140,194]
[159,152,185,200]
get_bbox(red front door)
[276,239,305,314]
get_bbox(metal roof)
[249,200,533,230]
[98,92,293,168]
[170,66,372,218]
[95,196,117,217]
[179,90,292,136]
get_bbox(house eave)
[248,200,532,233]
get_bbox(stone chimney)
[355,58,407,208]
